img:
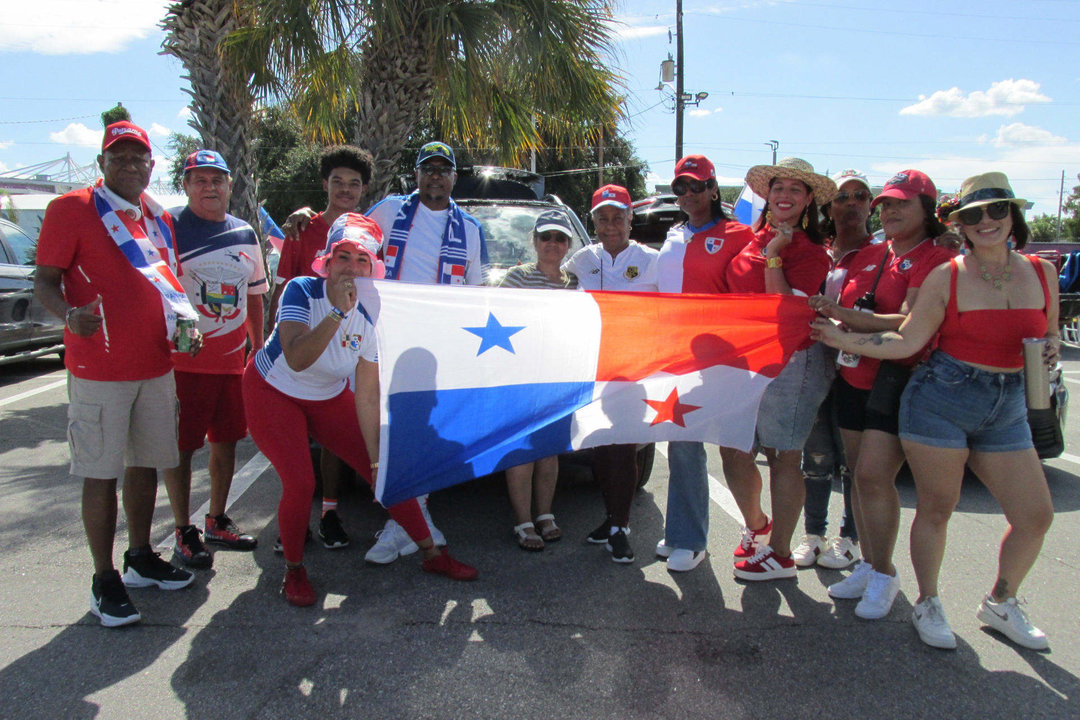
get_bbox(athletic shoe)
[273,527,313,554]
[817,536,861,570]
[912,596,956,649]
[318,510,350,549]
[606,528,635,564]
[828,560,873,600]
[733,545,796,581]
[89,570,140,627]
[792,534,827,568]
[655,538,674,558]
[854,569,901,620]
[282,566,316,607]
[666,548,706,573]
[976,595,1049,650]
[418,495,447,546]
[122,546,194,590]
[364,519,418,564]
[174,525,212,568]
[586,515,613,544]
[204,514,257,551]
[421,548,478,581]
[733,517,772,559]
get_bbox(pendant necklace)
[979,251,1012,291]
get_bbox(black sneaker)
[122,546,195,590]
[586,515,612,544]
[204,513,257,550]
[273,527,313,554]
[318,510,350,549]
[174,525,213,568]
[606,529,635,564]
[90,570,141,627]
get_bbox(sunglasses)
[956,201,1011,226]
[538,232,569,243]
[833,190,871,203]
[418,164,454,178]
[672,178,713,196]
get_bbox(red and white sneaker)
[734,546,796,581]
[733,517,772,559]
[205,514,257,551]
[282,566,317,607]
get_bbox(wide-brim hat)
[745,157,836,205]
[312,213,386,279]
[947,172,1026,222]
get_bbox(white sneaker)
[912,596,956,649]
[827,560,873,600]
[666,548,707,573]
[855,569,901,620]
[792,534,827,567]
[976,595,1049,650]
[364,519,419,564]
[817,536,860,569]
[418,495,446,547]
[655,538,674,559]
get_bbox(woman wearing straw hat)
[720,157,836,581]
[808,170,955,623]
[812,171,1057,650]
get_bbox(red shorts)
[175,371,247,452]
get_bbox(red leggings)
[242,363,430,563]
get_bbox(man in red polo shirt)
[34,121,200,627]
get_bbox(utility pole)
[597,126,605,187]
[674,0,685,162]
[1057,169,1065,241]
[765,140,779,165]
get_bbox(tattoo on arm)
[854,333,891,347]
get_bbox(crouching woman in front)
[244,213,477,606]
[811,172,1055,650]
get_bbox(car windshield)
[462,203,585,269]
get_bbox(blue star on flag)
[463,312,525,355]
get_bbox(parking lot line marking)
[1056,452,1080,468]
[157,451,273,549]
[655,442,743,524]
[0,378,67,409]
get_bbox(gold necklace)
[978,252,1012,291]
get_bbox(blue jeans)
[663,441,710,552]
[801,384,857,540]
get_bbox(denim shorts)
[899,351,1032,452]
[756,342,835,451]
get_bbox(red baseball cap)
[591,184,631,212]
[673,155,715,184]
[102,121,152,153]
[870,169,936,209]
[311,212,386,279]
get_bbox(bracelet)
[328,307,347,323]
[765,256,783,269]
[370,461,379,469]
[65,306,77,329]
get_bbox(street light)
[764,140,779,165]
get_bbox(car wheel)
[636,443,655,489]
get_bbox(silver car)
[0,218,64,365]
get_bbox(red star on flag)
[110,224,120,232]
[644,388,701,427]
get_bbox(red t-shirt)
[838,239,957,388]
[657,220,755,294]
[274,213,330,283]
[35,187,176,381]
[725,227,830,297]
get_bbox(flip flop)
[534,514,562,543]
[513,522,544,551]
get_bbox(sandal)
[534,514,562,543]
[513,522,544,551]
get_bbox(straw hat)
[745,157,837,205]
[947,172,1026,222]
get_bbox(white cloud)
[611,22,668,41]
[0,161,9,173]
[0,141,12,150]
[176,107,193,120]
[991,123,1066,148]
[900,79,1051,118]
[688,107,722,117]
[49,123,101,147]
[1,1,171,55]
[148,123,171,137]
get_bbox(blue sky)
[3,0,1079,215]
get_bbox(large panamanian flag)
[359,281,814,506]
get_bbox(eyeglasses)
[538,232,569,243]
[418,164,454,178]
[672,178,713,196]
[833,190,871,204]
[956,201,1011,226]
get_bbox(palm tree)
[161,0,260,227]
[224,0,624,204]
